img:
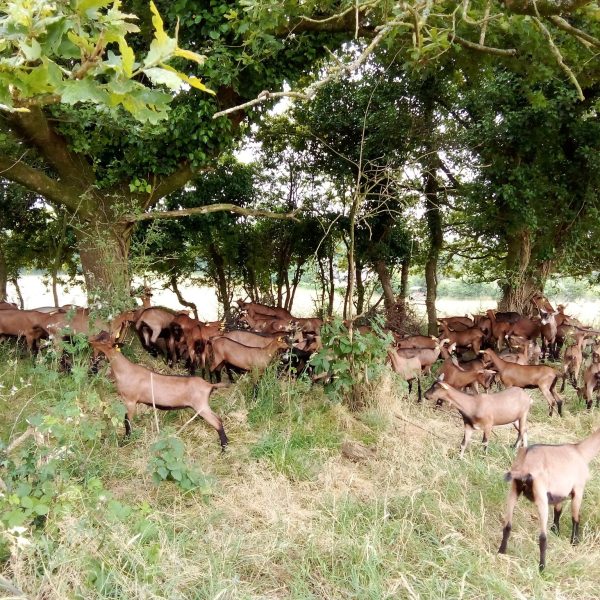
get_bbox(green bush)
[310,317,393,406]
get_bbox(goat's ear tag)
[115,346,121,352]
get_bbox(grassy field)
[2,334,600,599]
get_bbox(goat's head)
[89,330,123,358]
[424,373,450,406]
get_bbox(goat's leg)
[482,427,492,452]
[416,377,422,403]
[459,426,474,458]
[498,482,519,554]
[571,488,583,545]
[539,385,557,417]
[407,379,413,396]
[551,503,563,535]
[123,402,136,437]
[198,407,228,451]
[534,484,549,571]
[513,419,524,448]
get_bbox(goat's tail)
[550,375,558,393]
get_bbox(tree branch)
[451,34,518,56]
[8,108,96,188]
[0,154,80,208]
[548,15,600,48]
[502,0,591,16]
[124,204,301,223]
[214,22,394,120]
[146,163,197,210]
[533,16,585,100]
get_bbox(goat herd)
[1,293,600,571]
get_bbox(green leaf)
[20,39,41,61]
[143,67,183,91]
[61,78,110,105]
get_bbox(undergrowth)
[1,338,600,599]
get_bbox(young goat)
[582,362,600,410]
[481,349,562,416]
[424,376,531,457]
[498,426,600,570]
[89,332,228,450]
[387,347,422,401]
[561,332,587,393]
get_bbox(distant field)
[6,274,600,324]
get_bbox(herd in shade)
[1,291,600,572]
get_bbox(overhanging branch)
[451,34,518,56]
[124,204,301,223]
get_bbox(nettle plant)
[148,435,214,494]
[310,317,393,405]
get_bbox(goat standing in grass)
[499,426,600,571]
[424,376,531,457]
[90,332,229,450]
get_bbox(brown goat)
[582,362,600,410]
[425,377,531,456]
[481,349,562,416]
[437,316,473,332]
[561,332,587,393]
[0,309,64,352]
[209,336,289,374]
[394,339,450,374]
[394,335,437,350]
[89,332,228,449]
[387,348,422,401]
[436,345,494,393]
[438,321,484,354]
[499,426,600,570]
[236,299,292,320]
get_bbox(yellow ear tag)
[116,346,121,352]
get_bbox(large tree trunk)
[76,220,132,305]
[0,246,7,302]
[373,258,395,311]
[497,229,552,314]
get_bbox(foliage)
[310,317,393,404]
[148,434,213,493]
[0,0,212,122]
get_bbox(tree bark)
[424,165,442,336]
[355,263,365,315]
[328,252,335,317]
[11,276,24,309]
[169,274,199,320]
[76,220,133,305]
[0,246,7,302]
[208,241,231,319]
[51,270,59,307]
[373,258,395,311]
[399,255,410,307]
[498,229,552,314]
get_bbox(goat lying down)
[90,332,228,450]
[499,426,600,571]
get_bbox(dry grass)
[3,347,600,598]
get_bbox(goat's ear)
[438,373,445,382]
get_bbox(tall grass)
[2,344,600,599]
